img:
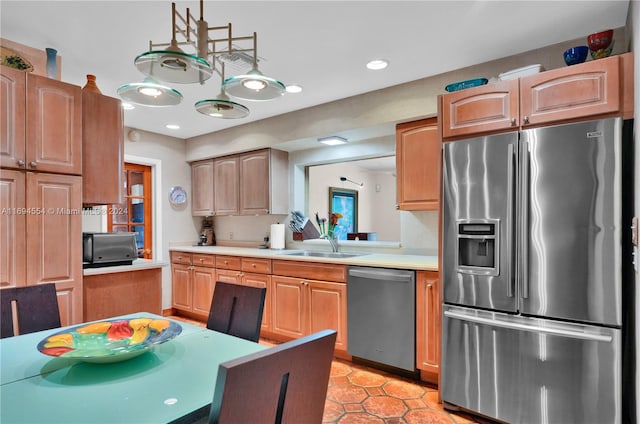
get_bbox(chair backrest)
[209,329,337,424]
[0,283,61,338]
[206,282,266,342]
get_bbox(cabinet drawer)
[171,251,192,265]
[192,253,215,268]
[241,258,272,274]
[216,255,242,270]
[272,260,347,283]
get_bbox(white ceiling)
[0,1,630,141]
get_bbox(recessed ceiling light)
[366,59,389,70]
[286,84,303,94]
[121,102,135,110]
[165,124,180,130]
[318,136,347,146]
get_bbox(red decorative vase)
[83,74,102,94]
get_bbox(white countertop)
[169,245,438,271]
[83,259,168,276]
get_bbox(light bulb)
[139,86,163,97]
[242,79,267,91]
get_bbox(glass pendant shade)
[222,68,286,101]
[117,77,183,107]
[195,92,250,119]
[134,50,213,84]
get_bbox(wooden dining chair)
[209,329,337,424]
[206,282,266,343]
[0,283,61,338]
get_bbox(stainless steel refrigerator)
[441,117,634,424]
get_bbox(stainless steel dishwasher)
[347,266,415,371]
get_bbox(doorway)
[107,163,153,259]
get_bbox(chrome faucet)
[321,234,339,252]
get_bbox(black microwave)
[82,232,137,268]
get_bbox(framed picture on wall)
[328,187,358,240]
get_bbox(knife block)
[294,221,320,240]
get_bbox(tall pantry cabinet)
[1,66,83,326]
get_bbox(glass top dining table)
[0,312,266,423]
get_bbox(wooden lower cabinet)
[83,268,162,321]
[416,271,440,383]
[171,252,216,320]
[216,268,272,332]
[271,275,348,353]
[0,169,83,326]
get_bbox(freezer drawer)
[441,305,621,424]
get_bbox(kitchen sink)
[280,250,367,259]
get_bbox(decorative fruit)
[47,333,73,344]
[149,319,171,333]
[129,318,153,330]
[107,320,133,341]
[76,321,112,334]
[129,326,150,345]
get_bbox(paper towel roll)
[270,224,285,249]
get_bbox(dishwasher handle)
[348,268,414,283]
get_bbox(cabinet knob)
[510,118,517,126]
[224,260,229,265]
[523,116,530,124]
[29,161,38,168]
[177,256,182,260]
[16,160,25,167]
[199,258,204,262]
[251,263,256,268]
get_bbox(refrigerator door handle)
[520,140,530,299]
[443,310,613,343]
[506,143,515,297]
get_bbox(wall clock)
[169,186,187,206]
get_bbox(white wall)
[122,128,200,309]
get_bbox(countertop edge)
[83,259,168,276]
[169,246,438,272]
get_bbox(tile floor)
[169,315,495,424]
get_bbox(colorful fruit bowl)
[37,317,182,363]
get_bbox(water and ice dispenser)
[457,220,499,276]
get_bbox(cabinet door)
[26,74,82,175]
[213,156,239,215]
[82,91,123,205]
[239,150,270,215]
[25,173,82,286]
[308,280,347,352]
[271,275,307,338]
[416,271,440,381]
[172,263,193,311]
[191,160,214,216]
[55,280,81,326]
[192,266,216,316]
[441,79,519,139]
[243,272,272,332]
[216,268,242,284]
[0,170,26,288]
[0,67,26,170]
[520,55,620,127]
[396,118,441,210]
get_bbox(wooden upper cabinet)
[441,79,519,139]
[191,159,214,216]
[214,156,239,215]
[520,54,620,127]
[1,67,26,170]
[26,73,82,175]
[82,90,124,205]
[239,150,270,215]
[441,53,630,140]
[396,117,441,211]
[239,149,289,215]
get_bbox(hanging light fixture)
[123,0,285,114]
[134,3,213,84]
[221,33,286,101]
[194,64,250,118]
[117,77,183,107]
